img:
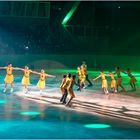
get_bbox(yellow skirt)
[4,74,14,84]
[22,76,30,85]
[117,77,122,85]
[111,79,116,88]
[102,79,108,88]
[37,80,45,89]
[130,77,137,83]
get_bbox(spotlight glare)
[20,111,41,116]
[0,100,7,104]
[84,124,111,129]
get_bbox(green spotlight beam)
[62,1,80,25]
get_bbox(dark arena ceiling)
[0,1,140,55]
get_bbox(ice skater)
[109,71,117,93]
[93,70,109,94]
[0,63,20,93]
[81,60,93,87]
[18,66,37,93]
[124,68,137,91]
[60,75,67,96]
[66,75,77,107]
[77,66,85,91]
[114,67,126,92]
[33,69,55,95]
[60,73,71,104]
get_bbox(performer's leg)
[104,88,109,94]
[133,83,136,90]
[86,75,93,86]
[39,88,43,95]
[60,87,64,95]
[102,88,106,94]
[10,83,13,88]
[117,84,119,91]
[112,87,115,93]
[60,93,65,102]
[81,82,85,89]
[66,90,75,106]
[24,85,28,93]
[24,85,27,89]
[10,83,13,93]
[113,88,116,93]
[77,79,81,91]
[130,83,133,89]
[66,97,73,107]
[119,84,126,91]
[62,89,68,104]
[60,95,64,102]
[60,89,67,102]
[4,83,8,92]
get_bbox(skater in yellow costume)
[60,73,71,104]
[60,75,67,96]
[0,63,19,93]
[114,67,126,92]
[34,69,55,94]
[80,66,86,85]
[77,66,85,91]
[124,68,137,91]
[93,70,109,94]
[81,60,92,87]
[18,66,37,93]
[109,71,117,93]
[66,75,77,107]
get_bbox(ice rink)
[0,71,140,139]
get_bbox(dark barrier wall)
[0,55,139,71]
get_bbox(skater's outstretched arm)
[13,67,24,70]
[31,69,56,78]
[45,73,56,78]
[31,71,40,75]
[105,74,111,76]
[93,75,101,81]
[121,70,127,74]
[0,66,7,69]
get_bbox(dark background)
[0,1,140,55]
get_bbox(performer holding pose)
[114,67,126,92]
[34,69,55,94]
[0,63,19,93]
[60,75,67,96]
[81,60,93,87]
[60,73,71,104]
[93,70,109,94]
[77,66,85,91]
[109,71,117,93]
[18,66,37,93]
[124,68,137,91]
[66,75,77,107]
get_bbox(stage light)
[20,111,41,116]
[84,124,111,129]
[0,100,7,104]
[62,1,80,25]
